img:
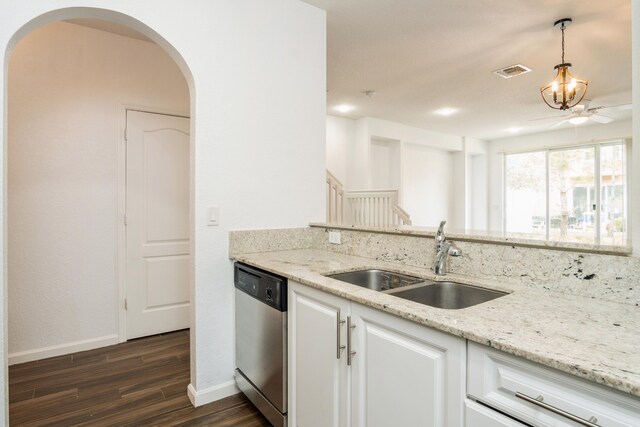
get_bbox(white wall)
[346,116,463,192]
[469,154,488,230]
[326,115,353,187]
[465,136,489,155]
[366,117,463,150]
[465,137,489,231]
[402,143,453,226]
[0,0,326,419]
[487,120,633,232]
[8,21,189,363]
[450,151,466,230]
[348,118,371,189]
[633,0,640,256]
[369,138,400,190]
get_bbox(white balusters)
[326,170,412,227]
[326,171,344,223]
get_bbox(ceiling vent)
[493,64,532,79]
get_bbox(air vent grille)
[494,64,532,79]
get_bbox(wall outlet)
[328,230,341,244]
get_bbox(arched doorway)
[3,7,196,422]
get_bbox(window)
[504,141,627,245]
[505,151,546,239]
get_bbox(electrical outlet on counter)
[328,230,341,244]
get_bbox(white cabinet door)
[288,282,349,427]
[350,303,466,427]
[288,282,467,427]
[465,399,526,426]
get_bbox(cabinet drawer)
[465,399,526,426]
[467,342,640,427]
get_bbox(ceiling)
[302,0,632,140]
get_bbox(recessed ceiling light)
[505,127,523,133]
[434,107,459,116]
[335,104,355,113]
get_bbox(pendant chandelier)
[540,18,588,110]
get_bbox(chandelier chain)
[561,24,565,64]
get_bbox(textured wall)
[8,21,189,359]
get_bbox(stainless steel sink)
[326,269,424,291]
[326,269,507,309]
[387,281,507,309]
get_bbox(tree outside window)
[504,141,627,245]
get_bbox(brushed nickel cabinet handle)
[336,314,345,359]
[515,391,599,427]
[347,316,356,366]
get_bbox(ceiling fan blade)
[549,119,569,129]
[589,103,632,113]
[528,114,570,122]
[616,103,633,111]
[590,114,614,124]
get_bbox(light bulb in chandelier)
[540,18,588,110]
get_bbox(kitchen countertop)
[232,248,640,398]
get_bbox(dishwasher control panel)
[234,263,287,312]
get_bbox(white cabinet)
[467,342,640,427]
[288,281,349,427]
[350,303,466,427]
[288,281,466,427]
[464,399,526,426]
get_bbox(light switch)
[207,206,219,226]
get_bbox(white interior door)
[125,110,190,340]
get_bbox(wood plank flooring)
[9,330,271,426]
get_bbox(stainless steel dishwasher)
[234,262,287,427]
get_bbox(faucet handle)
[436,220,447,244]
[448,243,462,257]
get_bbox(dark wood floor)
[9,330,271,426]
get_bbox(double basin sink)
[325,269,507,310]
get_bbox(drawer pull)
[515,391,599,427]
[347,316,356,366]
[336,315,346,359]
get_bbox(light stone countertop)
[231,248,640,398]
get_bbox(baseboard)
[8,334,120,365]
[187,380,240,407]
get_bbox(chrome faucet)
[433,220,461,275]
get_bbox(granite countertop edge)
[231,248,640,399]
